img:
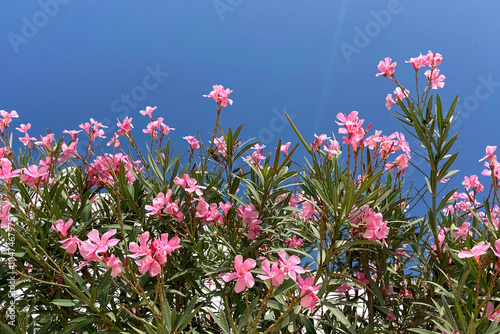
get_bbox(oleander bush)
[1,52,500,333]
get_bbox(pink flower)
[63,129,82,141]
[0,110,19,132]
[203,85,233,107]
[104,255,123,277]
[479,146,497,163]
[277,250,305,281]
[183,135,200,149]
[136,255,161,277]
[462,175,484,192]
[117,117,133,136]
[129,232,151,259]
[485,302,500,321]
[257,259,285,287]
[59,139,79,162]
[311,134,330,151]
[385,153,409,174]
[385,94,396,110]
[223,255,256,293]
[1,200,12,229]
[297,275,320,309]
[457,241,490,262]
[15,123,31,133]
[280,142,291,155]
[405,53,429,70]
[174,174,206,196]
[426,50,443,66]
[284,235,303,249]
[20,165,49,187]
[35,134,55,150]
[323,139,341,158]
[151,233,182,265]
[139,106,157,118]
[452,222,471,241]
[59,235,82,254]
[80,229,120,261]
[492,239,500,258]
[394,87,409,100]
[51,219,73,237]
[424,69,446,89]
[375,57,397,77]
[19,133,36,147]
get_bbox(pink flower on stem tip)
[183,135,200,149]
[277,250,305,281]
[385,94,396,110]
[35,134,55,150]
[15,123,31,133]
[203,85,233,107]
[80,229,120,257]
[297,275,320,309]
[405,53,429,70]
[323,139,341,158]
[284,235,303,249]
[51,219,73,238]
[492,239,500,258]
[457,241,490,262]
[479,146,497,163]
[59,235,82,254]
[174,174,206,196]
[424,68,446,89]
[117,117,133,136]
[394,87,409,100]
[1,200,12,229]
[136,255,161,277]
[257,259,285,287]
[104,255,123,277]
[139,106,157,118]
[63,129,82,141]
[223,255,256,293]
[462,175,484,192]
[375,57,397,77]
[280,142,291,155]
[0,110,19,132]
[129,231,151,259]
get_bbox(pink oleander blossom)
[117,117,133,136]
[203,85,233,107]
[183,135,200,149]
[280,142,291,155]
[375,57,397,77]
[424,68,446,89]
[59,235,82,254]
[104,255,123,277]
[140,106,157,118]
[277,250,305,281]
[1,200,12,229]
[457,241,490,262]
[257,259,285,287]
[51,219,73,238]
[223,255,256,293]
[297,275,320,309]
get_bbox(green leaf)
[51,299,80,307]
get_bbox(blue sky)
[1,0,499,192]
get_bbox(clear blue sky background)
[1,0,499,194]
